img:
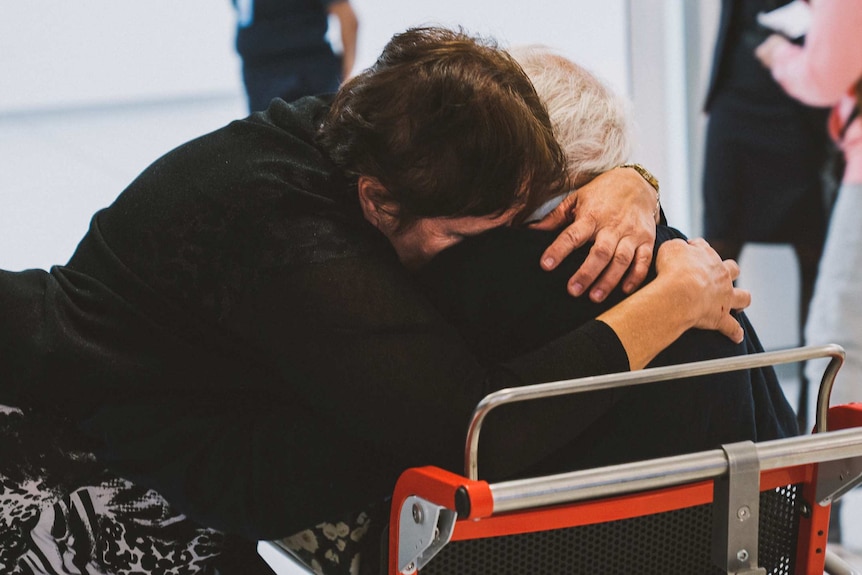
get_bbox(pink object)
[768,0,862,183]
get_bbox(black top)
[701,0,830,245]
[234,0,337,63]
[419,225,799,474]
[705,0,802,110]
[0,96,630,540]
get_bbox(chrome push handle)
[464,344,845,480]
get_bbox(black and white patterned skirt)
[0,404,224,575]
[0,404,382,575]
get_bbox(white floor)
[1,97,860,569]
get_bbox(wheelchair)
[260,344,862,575]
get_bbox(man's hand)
[530,166,658,301]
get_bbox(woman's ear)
[357,176,396,229]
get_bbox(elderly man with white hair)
[419,45,797,478]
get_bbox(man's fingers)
[582,238,637,302]
[718,286,750,343]
[529,194,577,231]
[540,218,595,272]
[724,258,741,282]
[717,314,745,344]
[731,286,752,311]
[564,234,615,297]
[621,243,653,294]
[529,209,568,231]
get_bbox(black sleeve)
[235,247,632,481]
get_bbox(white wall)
[350,0,630,95]
[0,1,242,113]
[628,0,691,231]
[0,2,629,113]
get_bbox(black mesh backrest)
[419,485,801,575]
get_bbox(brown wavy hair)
[319,26,567,228]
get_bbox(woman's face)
[358,175,523,269]
[389,208,520,270]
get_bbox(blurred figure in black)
[702,0,832,431]
[232,0,358,112]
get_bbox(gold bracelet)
[619,163,660,218]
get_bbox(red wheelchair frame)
[387,345,862,575]
[259,345,862,574]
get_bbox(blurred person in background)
[757,0,862,545]
[701,0,833,430]
[232,0,358,112]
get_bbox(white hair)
[510,45,633,190]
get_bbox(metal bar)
[712,442,763,573]
[825,549,862,575]
[465,344,845,479]
[488,428,862,514]
[817,350,848,433]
